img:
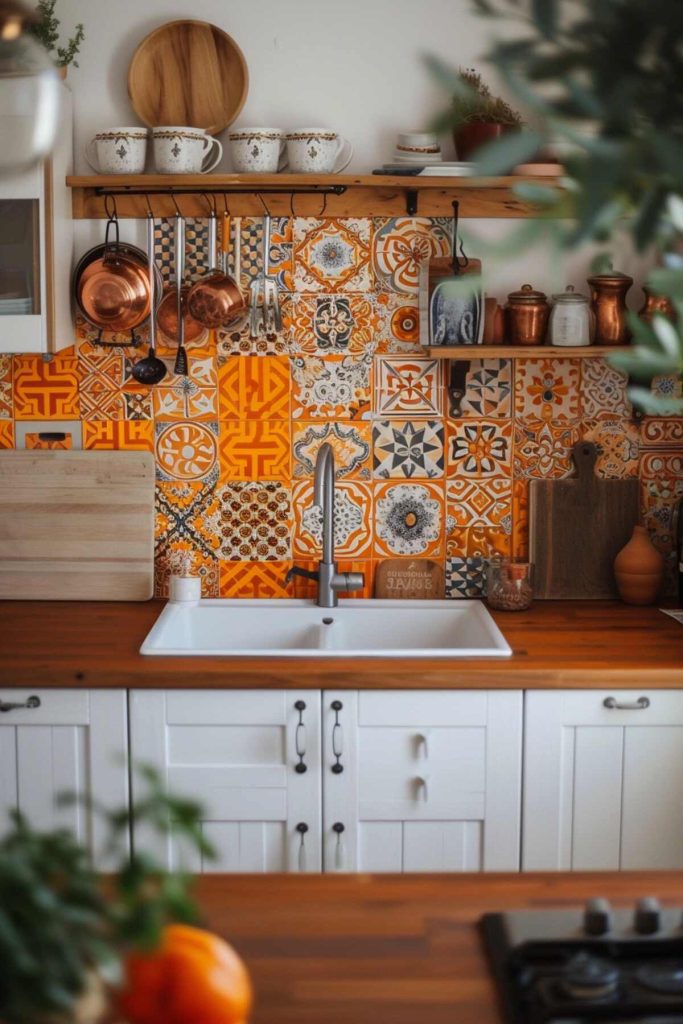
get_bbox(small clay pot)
[454,122,510,162]
[614,525,664,606]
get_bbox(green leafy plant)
[0,764,214,1024]
[452,67,524,127]
[29,0,84,68]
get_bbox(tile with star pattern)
[372,420,444,479]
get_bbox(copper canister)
[638,286,677,323]
[587,271,633,345]
[505,284,550,346]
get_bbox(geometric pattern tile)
[0,421,15,447]
[25,432,73,449]
[515,358,580,424]
[218,421,290,480]
[640,449,683,483]
[219,560,293,598]
[582,417,639,478]
[459,359,512,418]
[77,347,125,392]
[293,218,371,293]
[373,420,444,479]
[217,355,290,419]
[13,352,80,419]
[514,422,580,478]
[373,292,422,354]
[155,480,222,562]
[291,354,372,421]
[373,217,451,294]
[581,358,631,419]
[0,354,12,418]
[79,387,152,421]
[446,477,512,531]
[218,481,292,561]
[445,556,488,599]
[374,481,443,557]
[376,357,441,417]
[285,293,381,354]
[447,420,513,477]
[82,420,154,450]
[293,421,372,479]
[293,479,372,558]
[155,420,219,481]
[152,379,217,421]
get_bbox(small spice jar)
[486,558,534,612]
[548,285,594,347]
[505,284,549,346]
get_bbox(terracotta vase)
[614,525,664,606]
[454,122,510,162]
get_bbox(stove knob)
[634,896,661,934]
[583,898,613,936]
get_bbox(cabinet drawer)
[550,690,683,726]
[0,689,89,725]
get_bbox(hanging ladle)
[174,213,189,376]
[132,212,167,386]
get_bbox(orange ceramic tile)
[218,421,290,481]
[514,358,580,424]
[293,218,372,293]
[582,417,639,478]
[25,433,72,449]
[446,525,511,559]
[155,480,221,557]
[218,355,290,420]
[0,421,14,448]
[513,422,580,478]
[446,477,512,530]
[292,479,372,558]
[79,388,153,421]
[447,420,513,477]
[77,347,125,393]
[373,293,422,354]
[291,354,372,421]
[155,421,218,482]
[83,420,154,451]
[285,294,381,354]
[511,479,529,559]
[13,353,80,420]
[374,481,444,558]
[219,561,293,598]
[0,355,12,418]
[290,559,375,599]
[292,421,372,480]
[154,545,219,598]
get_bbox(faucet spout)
[314,442,335,565]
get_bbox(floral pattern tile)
[445,557,488,599]
[155,481,222,561]
[582,417,639,478]
[218,481,292,561]
[373,293,422,354]
[293,479,372,558]
[219,560,293,598]
[155,420,219,482]
[218,421,291,481]
[581,358,631,419]
[374,481,443,557]
[651,374,683,411]
[376,357,441,418]
[291,354,372,420]
[459,360,512,418]
[448,420,513,477]
[373,217,451,293]
[373,420,444,479]
[285,293,381,354]
[292,421,371,480]
[515,358,580,424]
[293,218,371,293]
[218,356,290,420]
[514,422,580,478]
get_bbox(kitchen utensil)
[151,126,222,174]
[285,129,353,173]
[132,215,167,386]
[548,284,594,347]
[128,19,248,135]
[222,216,248,330]
[75,215,152,335]
[529,441,639,599]
[229,127,287,172]
[155,216,205,345]
[374,559,444,599]
[187,209,245,328]
[85,127,148,174]
[587,269,634,345]
[505,284,550,346]
[0,450,155,600]
[248,219,265,339]
[262,213,281,336]
[174,215,188,376]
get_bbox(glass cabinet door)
[0,198,40,317]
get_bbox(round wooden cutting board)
[127,19,249,135]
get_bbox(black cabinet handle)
[0,696,40,713]
[294,700,307,773]
[331,700,344,774]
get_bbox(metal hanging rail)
[93,185,348,198]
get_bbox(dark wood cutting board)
[529,441,639,599]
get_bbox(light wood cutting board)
[0,451,155,600]
[529,441,639,599]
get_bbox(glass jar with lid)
[548,284,594,347]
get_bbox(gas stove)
[482,898,683,1023]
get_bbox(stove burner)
[635,962,683,995]
[560,952,620,1001]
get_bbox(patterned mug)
[152,126,223,174]
[285,129,353,173]
[229,128,287,173]
[85,127,148,174]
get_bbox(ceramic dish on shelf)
[418,162,474,177]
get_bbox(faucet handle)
[285,565,320,585]
[331,571,365,593]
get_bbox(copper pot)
[505,283,550,346]
[156,282,206,344]
[587,270,633,345]
[187,210,245,328]
[74,219,156,333]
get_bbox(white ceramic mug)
[229,127,287,173]
[85,127,148,174]
[152,126,223,174]
[285,129,353,173]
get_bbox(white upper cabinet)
[524,690,683,871]
[0,83,73,353]
[129,690,322,873]
[0,689,128,868]
[322,690,523,873]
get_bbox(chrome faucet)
[287,443,365,607]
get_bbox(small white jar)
[548,285,595,347]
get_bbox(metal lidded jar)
[505,283,550,346]
[548,284,594,347]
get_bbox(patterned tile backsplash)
[2,215,683,599]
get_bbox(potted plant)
[451,67,524,161]
[28,0,84,77]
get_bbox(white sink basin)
[140,599,511,658]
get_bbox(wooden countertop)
[194,872,683,1024]
[0,599,681,688]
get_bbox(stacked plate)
[0,296,32,315]
[392,130,443,167]
[419,162,474,177]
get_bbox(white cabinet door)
[0,689,128,867]
[130,690,321,873]
[524,690,683,870]
[322,690,522,872]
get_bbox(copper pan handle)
[146,214,156,349]
[208,210,218,273]
[221,210,231,273]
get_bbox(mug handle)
[201,136,223,173]
[278,138,288,172]
[85,137,100,173]
[333,137,353,173]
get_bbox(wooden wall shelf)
[66,173,556,220]
[426,345,630,359]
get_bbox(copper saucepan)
[74,217,154,333]
[156,217,205,345]
[187,210,245,328]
